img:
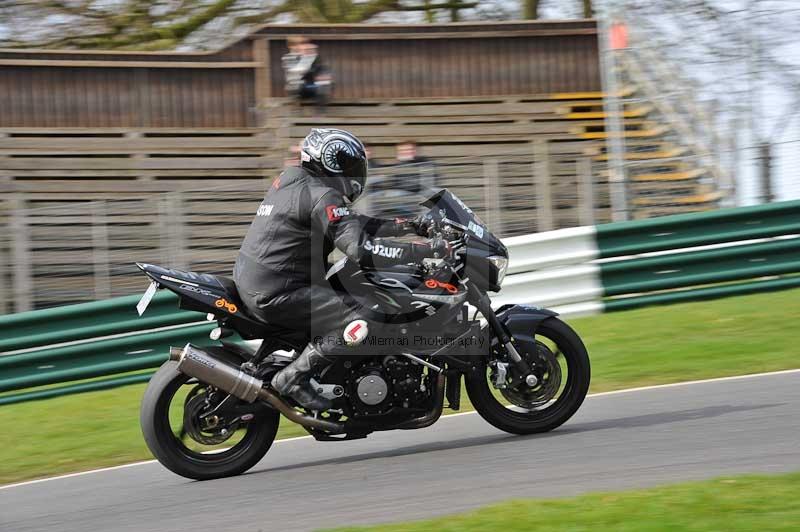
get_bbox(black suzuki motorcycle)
[138,189,590,480]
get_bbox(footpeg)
[309,378,345,400]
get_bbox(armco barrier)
[0,291,195,352]
[503,226,599,274]
[595,200,800,257]
[1,199,799,405]
[601,237,800,296]
[0,322,213,393]
[498,199,800,314]
[492,264,603,309]
[603,276,800,312]
[0,372,155,406]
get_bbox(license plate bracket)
[136,281,159,316]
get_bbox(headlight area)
[487,255,508,286]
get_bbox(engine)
[346,356,429,416]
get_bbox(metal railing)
[605,3,800,207]
[621,13,736,198]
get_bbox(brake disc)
[182,386,240,446]
[500,341,562,410]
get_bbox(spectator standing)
[282,36,332,109]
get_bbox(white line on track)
[1,367,798,491]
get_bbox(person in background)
[361,140,437,218]
[393,140,436,194]
[282,36,332,109]
[365,147,381,170]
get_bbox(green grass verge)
[1,288,799,485]
[329,472,800,531]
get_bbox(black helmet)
[300,128,368,202]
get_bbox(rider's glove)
[428,235,451,259]
[409,237,450,261]
[408,214,433,237]
[394,215,430,237]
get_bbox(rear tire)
[141,359,279,480]
[466,318,590,435]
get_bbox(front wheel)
[140,359,279,480]
[466,318,590,435]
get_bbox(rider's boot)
[270,344,333,411]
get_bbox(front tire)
[141,359,279,480]
[466,317,590,435]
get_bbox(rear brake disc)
[183,388,240,445]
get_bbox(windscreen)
[420,188,505,252]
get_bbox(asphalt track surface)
[2,370,799,532]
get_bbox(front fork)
[468,283,537,388]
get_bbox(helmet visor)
[337,150,367,200]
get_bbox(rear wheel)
[466,318,590,435]
[140,358,279,480]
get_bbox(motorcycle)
[137,188,590,480]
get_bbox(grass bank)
[329,472,800,532]
[1,288,799,484]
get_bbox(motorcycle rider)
[233,128,443,411]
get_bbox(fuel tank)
[326,259,466,325]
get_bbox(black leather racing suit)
[233,166,428,352]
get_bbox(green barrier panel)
[604,276,800,312]
[0,319,210,370]
[601,238,800,296]
[0,291,196,353]
[596,200,800,258]
[0,372,156,406]
[0,322,215,392]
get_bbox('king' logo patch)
[326,205,350,222]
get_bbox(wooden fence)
[0,20,599,128]
[0,40,258,128]
[255,21,600,99]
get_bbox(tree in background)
[0,0,592,50]
[524,0,592,20]
[1,0,245,50]
[623,0,800,203]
